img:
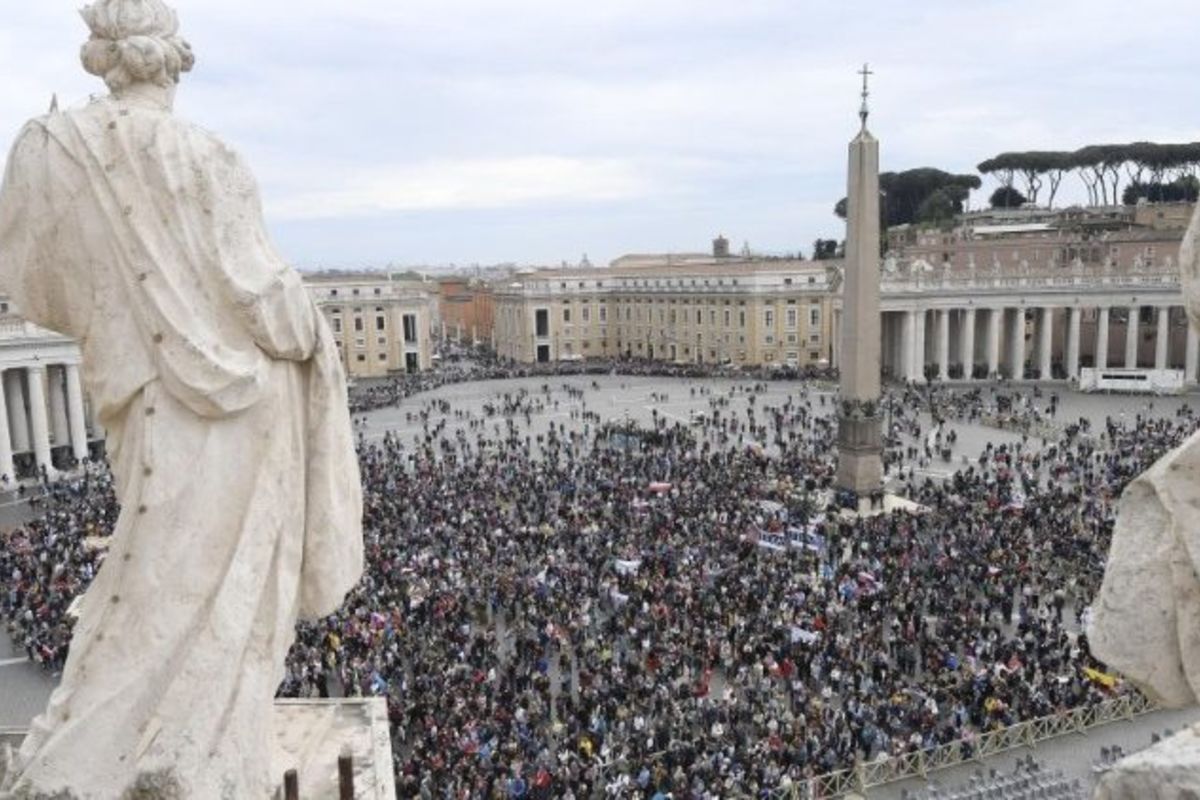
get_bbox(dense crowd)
[1,374,1196,799]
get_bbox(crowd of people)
[1,369,1196,798]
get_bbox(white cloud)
[1,0,1197,264]
[269,156,654,218]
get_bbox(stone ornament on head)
[79,0,194,93]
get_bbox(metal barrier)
[791,693,1155,798]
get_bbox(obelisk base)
[836,409,884,496]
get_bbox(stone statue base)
[821,491,929,521]
[1095,722,1200,800]
[1,699,396,800]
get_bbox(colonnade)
[0,362,91,483]
[882,304,1199,385]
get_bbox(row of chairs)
[900,758,1084,800]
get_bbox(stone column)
[913,309,927,382]
[1038,307,1054,379]
[835,309,844,369]
[0,377,13,485]
[936,310,950,380]
[26,366,53,476]
[1096,307,1110,371]
[1067,307,1082,380]
[65,364,89,463]
[835,122,883,495]
[4,370,29,453]
[986,308,1002,378]
[901,310,915,382]
[1155,307,1170,371]
[961,308,977,381]
[1125,306,1140,369]
[1010,309,1027,380]
[1186,322,1199,386]
[48,366,70,447]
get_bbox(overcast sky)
[2,1,1197,269]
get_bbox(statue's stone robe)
[0,96,363,798]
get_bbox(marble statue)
[1089,201,1200,707]
[0,1,364,797]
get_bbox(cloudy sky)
[1,1,1197,269]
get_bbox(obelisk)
[835,64,884,496]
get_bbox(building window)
[377,337,387,346]
[765,310,775,328]
[376,316,386,331]
[583,307,591,322]
[352,288,360,296]
[563,308,572,323]
[355,338,366,349]
[378,353,387,361]
[403,314,419,344]
[374,288,382,296]
[599,306,607,322]
[332,318,342,334]
[356,354,366,362]
[786,308,797,328]
[723,309,731,327]
[809,308,821,328]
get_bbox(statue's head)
[79,0,194,93]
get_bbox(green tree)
[834,168,980,227]
[916,188,959,222]
[989,186,1028,209]
[1123,176,1200,204]
[811,239,839,260]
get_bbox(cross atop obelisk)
[858,63,873,130]
[836,65,884,499]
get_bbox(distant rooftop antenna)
[48,93,59,114]
[858,63,873,130]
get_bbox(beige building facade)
[303,273,433,379]
[494,259,837,366]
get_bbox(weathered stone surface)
[1089,202,1200,708]
[2,700,394,800]
[0,1,364,797]
[1095,723,1200,800]
[836,118,884,495]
